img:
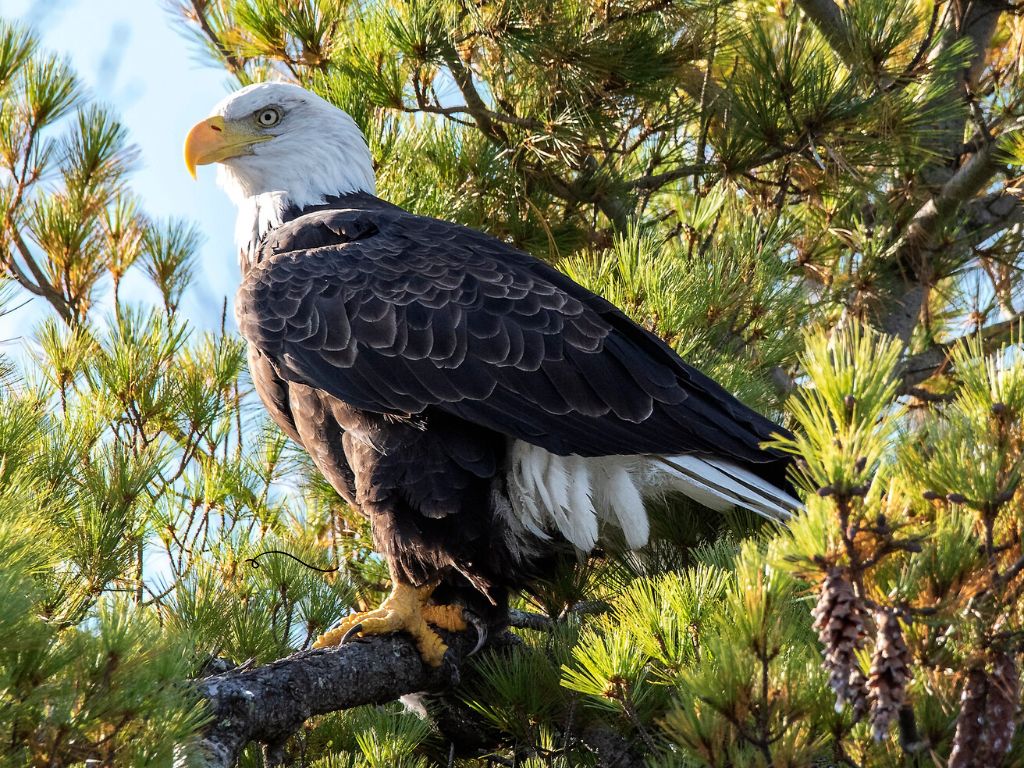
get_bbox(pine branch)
[441,52,507,145]
[963,189,1024,247]
[629,146,801,191]
[903,143,1002,258]
[192,632,477,767]
[793,0,858,69]
[401,101,543,131]
[182,0,247,80]
[677,63,728,120]
[3,229,72,323]
[508,601,610,631]
[508,608,554,631]
[876,0,1004,343]
[880,141,1002,342]
[899,313,1024,392]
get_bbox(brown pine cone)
[849,664,869,722]
[867,608,911,741]
[811,567,869,716]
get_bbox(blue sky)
[0,0,242,330]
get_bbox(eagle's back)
[236,194,791,482]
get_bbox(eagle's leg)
[312,582,467,666]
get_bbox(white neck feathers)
[213,88,377,258]
[233,192,291,258]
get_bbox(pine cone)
[950,651,1020,768]
[867,608,911,741]
[849,664,870,722]
[811,567,869,716]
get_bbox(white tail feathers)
[501,442,800,560]
[653,455,799,522]
[505,442,646,553]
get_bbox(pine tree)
[2,0,1024,764]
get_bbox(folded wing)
[236,201,791,487]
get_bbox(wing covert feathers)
[237,195,792,485]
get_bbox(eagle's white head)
[184,82,376,254]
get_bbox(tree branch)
[183,1,247,81]
[793,0,858,70]
[962,189,1024,247]
[3,230,72,323]
[193,632,477,767]
[875,0,1004,343]
[899,313,1024,392]
[441,52,507,144]
[508,601,610,631]
[401,101,543,130]
[677,63,728,119]
[902,142,1001,258]
[880,141,1003,342]
[625,145,795,191]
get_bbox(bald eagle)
[185,83,797,666]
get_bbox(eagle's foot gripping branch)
[313,582,468,667]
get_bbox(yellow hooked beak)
[183,115,271,179]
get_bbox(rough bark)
[192,632,476,767]
[190,628,643,768]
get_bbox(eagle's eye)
[255,107,282,128]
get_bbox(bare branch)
[3,230,72,322]
[193,632,477,767]
[625,146,794,191]
[899,313,1024,392]
[902,143,1002,258]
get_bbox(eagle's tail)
[652,455,800,522]
[502,443,800,558]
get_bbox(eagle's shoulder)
[234,196,614,407]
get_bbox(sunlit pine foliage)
[1,0,1024,764]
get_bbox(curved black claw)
[341,622,363,645]
[466,612,488,657]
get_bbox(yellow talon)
[313,582,465,667]
[422,603,469,632]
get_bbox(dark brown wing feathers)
[237,194,790,487]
